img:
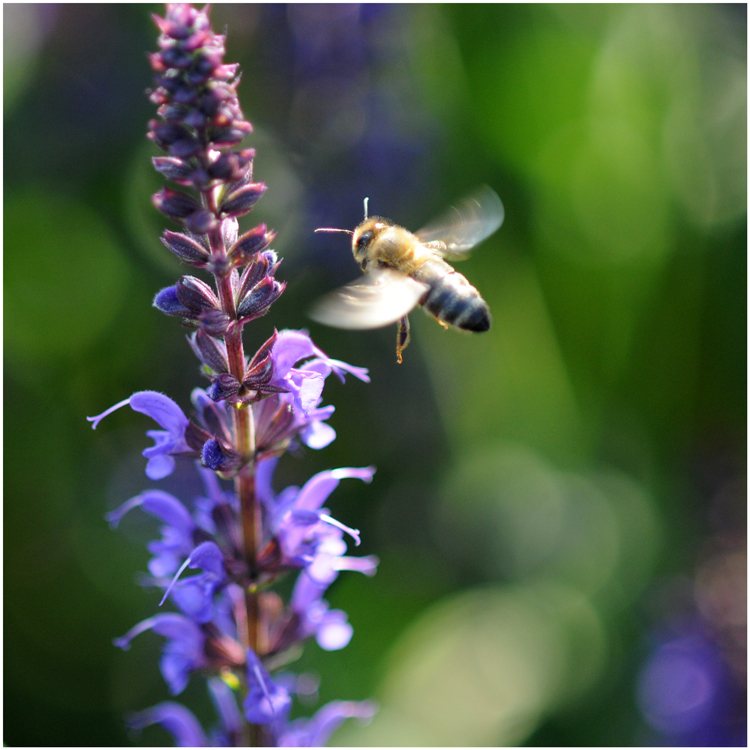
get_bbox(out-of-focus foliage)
[4,4,746,747]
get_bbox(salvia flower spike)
[89,4,376,745]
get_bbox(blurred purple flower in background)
[637,624,746,747]
[636,497,747,748]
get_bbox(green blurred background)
[4,3,746,746]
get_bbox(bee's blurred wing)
[309,268,428,330]
[416,185,505,259]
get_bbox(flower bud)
[157,102,190,121]
[169,137,202,160]
[243,333,284,391]
[236,254,271,300]
[206,254,232,279]
[153,187,201,220]
[207,149,254,183]
[213,63,240,82]
[219,182,266,218]
[183,108,206,129]
[188,167,211,191]
[210,123,253,149]
[236,277,285,321]
[189,330,229,374]
[202,439,242,472]
[186,68,211,88]
[228,225,274,265]
[172,83,198,107]
[148,120,190,146]
[160,45,193,70]
[184,420,212,453]
[152,8,200,40]
[148,50,168,73]
[176,275,220,314]
[191,389,229,440]
[148,123,200,158]
[184,208,218,235]
[197,309,232,337]
[160,230,210,266]
[153,285,191,317]
[206,373,241,403]
[211,105,235,129]
[152,156,195,185]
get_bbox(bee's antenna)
[315,227,354,234]
[363,197,369,220]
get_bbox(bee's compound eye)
[355,230,373,251]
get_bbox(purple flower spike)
[127,701,209,747]
[114,613,207,696]
[244,649,293,726]
[98,5,380,744]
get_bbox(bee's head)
[314,197,392,271]
[352,217,390,267]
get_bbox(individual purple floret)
[277,699,378,747]
[114,613,208,696]
[242,651,376,746]
[88,391,191,480]
[160,540,227,623]
[244,649,293,726]
[290,571,354,651]
[89,5,379,744]
[108,489,198,577]
[128,701,210,747]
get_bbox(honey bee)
[310,186,504,363]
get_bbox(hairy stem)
[208,201,266,744]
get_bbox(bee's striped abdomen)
[413,260,491,333]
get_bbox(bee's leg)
[427,309,449,330]
[396,315,411,364]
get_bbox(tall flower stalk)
[89,4,377,745]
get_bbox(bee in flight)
[310,186,504,363]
